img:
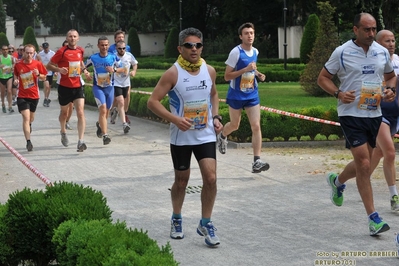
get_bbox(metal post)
[179,0,182,31]
[70,12,75,29]
[283,0,287,70]
[116,2,122,30]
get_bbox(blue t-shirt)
[85,53,119,87]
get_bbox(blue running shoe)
[197,220,220,246]
[369,212,390,236]
[170,218,184,239]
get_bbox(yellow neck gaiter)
[176,55,202,72]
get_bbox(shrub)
[3,188,50,265]
[130,92,142,115]
[300,14,320,64]
[298,107,325,140]
[138,95,150,117]
[164,27,179,59]
[0,32,9,47]
[128,27,141,57]
[22,26,39,52]
[53,219,177,265]
[299,2,340,97]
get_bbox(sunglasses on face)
[181,42,203,49]
[117,47,126,50]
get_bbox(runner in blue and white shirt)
[85,36,120,145]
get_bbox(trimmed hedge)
[83,87,343,142]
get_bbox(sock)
[172,213,182,219]
[389,185,398,198]
[201,217,211,226]
[334,177,343,188]
[254,156,260,162]
[27,139,31,143]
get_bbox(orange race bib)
[68,61,81,77]
[357,81,382,111]
[240,71,255,92]
[20,72,34,89]
[184,99,208,130]
[96,73,111,88]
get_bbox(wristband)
[212,115,222,122]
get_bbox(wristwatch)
[386,86,396,94]
[334,90,341,98]
[212,115,222,123]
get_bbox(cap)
[42,42,49,48]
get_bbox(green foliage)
[3,188,50,265]
[164,27,179,59]
[138,95,150,117]
[0,33,9,47]
[0,182,112,265]
[128,27,141,57]
[53,219,177,265]
[300,1,340,97]
[22,26,39,52]
[300,14,320,64]
[45,181,113,234]
[298,107,324,140]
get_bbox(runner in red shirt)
[47,29,89,152]
[13,44,47,152]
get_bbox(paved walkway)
[1,90,399,265]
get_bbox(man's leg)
[0,83,6,112]
[116,95,126,123]
[6,79,13,110]
[43,80,50,106]
[73,98,85,140]
[198,158,217,219]
[245,104,262,157]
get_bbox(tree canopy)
[1,0,398,57]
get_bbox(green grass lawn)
[133,69,337,111]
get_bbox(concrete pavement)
[1,90,399,265]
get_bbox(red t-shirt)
[14,60,47,99]
[50,45,84,88]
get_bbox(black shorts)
[58,84,85,106]
[45,75,53,84]
[17,98,39,113]
[170,142,216,171]
[339,116,382,149]
[114,86,129,98]
[0,77,12,86]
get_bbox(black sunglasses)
[182,42,203,49]
[117,47,126,50]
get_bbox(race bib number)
[240,71,255,92]
[96,73,111,88]
[3,66,11,74]
[357,81,382,110]
[184,99,208,130]
[68,61,81,77]
[20,72,34,89]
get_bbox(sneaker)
[43,98,47,107]
[65,122,72,130]
[391,195,399,211]
[103,134,111,145]
[123,123,130,134]
[125,115,131,125]
[369,212,390,236]
[96,121,102,138]
[110,107,118,124]
[46,99,51,107]
[252,159,270,173]
[2,105,5,113]
[60,132,69,147]
[77,140,87,152]
[170,218,184,239]
[217,133,228,154]
[26,140,33,152]
[12,99,16,106]
[326,173,346,206]
[197,220,220,246]
[8,107,14,113]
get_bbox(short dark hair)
[98,36,109,44]
[353,12,374,27]
[238,22,255,35]
[178,28,202,46]
[114,30,125,39]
